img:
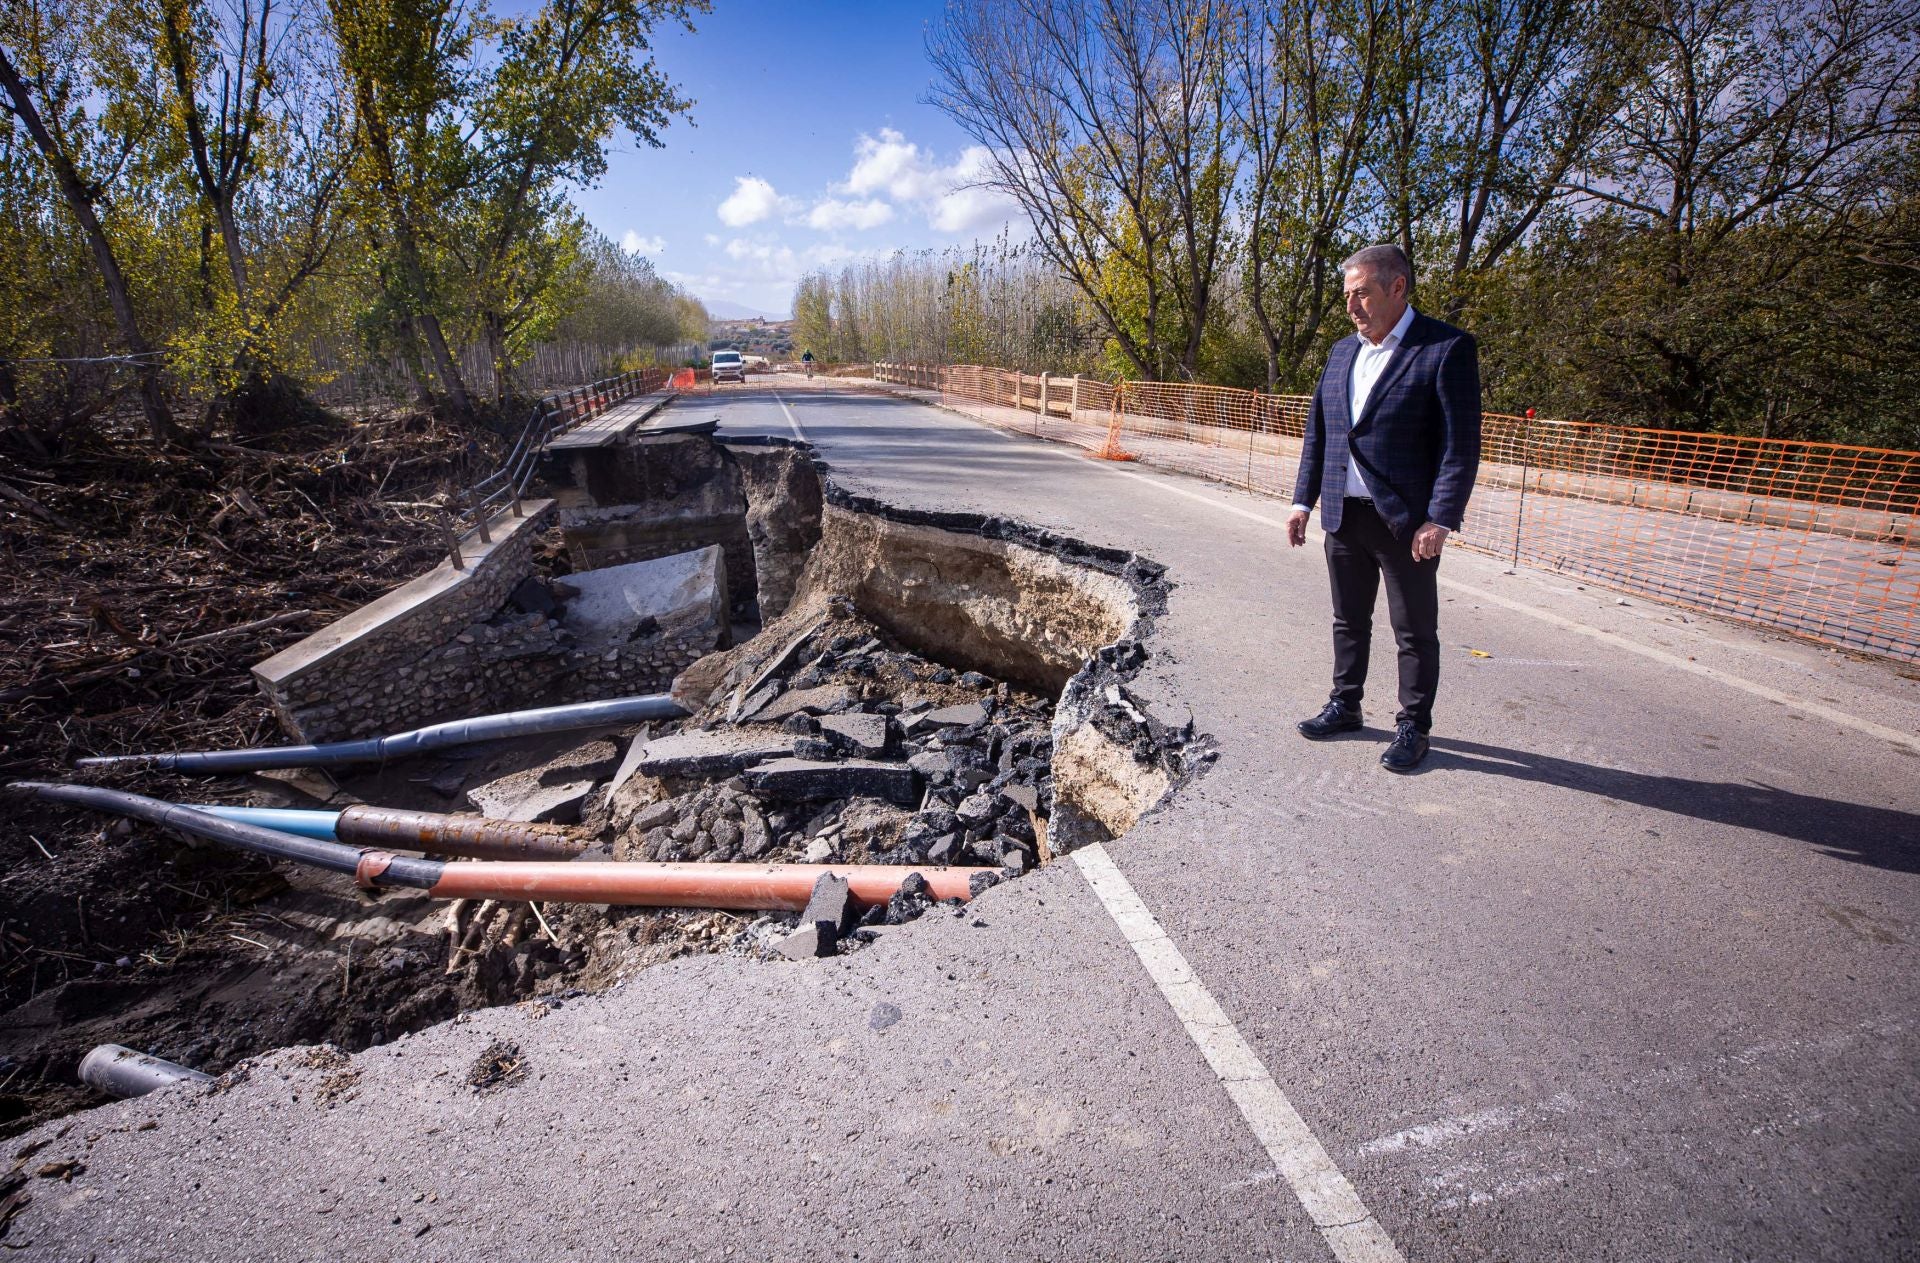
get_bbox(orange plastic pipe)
[426,861,984,909]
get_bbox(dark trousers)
[1324,499,1441,731]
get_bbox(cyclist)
[801,349,814,380]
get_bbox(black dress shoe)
[1380,721,1430,773]
[1297,701,1363,740]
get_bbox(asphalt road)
[14,379,1917,1262]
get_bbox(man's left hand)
[1412,523,1450,561]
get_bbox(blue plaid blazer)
[1292,312,1482,541]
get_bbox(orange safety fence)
[870,362,1920,664]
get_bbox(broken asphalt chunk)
[818,712,889,757]
[752,684,859,722]
[631,729,793,779]
[922,701,989,728]
[743,758,919,805]
[774,923,835,960]
[800,872,855,938]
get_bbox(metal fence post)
[1510,408,1535,573]
[440,510,465,571]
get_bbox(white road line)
[1091,463,1920,755]
[770,389,809,443]
[1072,843,1405,1263]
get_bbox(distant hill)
[704,298,789,321]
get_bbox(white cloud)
[717,176,797,227]
[703,233,721,246]
[845,128,941,202]
[832,128,1021,236]
[621,231,666,255]
[806,197,895,232]
[928,145,1019,233]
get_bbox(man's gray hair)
[1340,244,1414,293]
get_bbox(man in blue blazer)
[1286,245,1481,772]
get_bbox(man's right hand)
[1286,509,1309,547]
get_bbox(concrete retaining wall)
[253,499,723,742]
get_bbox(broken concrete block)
[541,739,620,784]
[802,838,834,863]
[818,712,888,758]
[907,750,952,781]
[633,799,679,830]
[774,923,834,960]
[743,758,919,805]
[466,772,596,824]
[559,545,727,647]
[631,728,792,779]
[740,808,774,858]
[999,783,1040,815]
[955,792,997,825]
[800,873,855,937]
[737,681,781,719]
[792,736,838,761]
[923,701,988,728]
[753,684,858,723]
[926,834,961,864]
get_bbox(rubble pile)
[610,598,1056,899]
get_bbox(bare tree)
[928,0,1238,380]
[1567,0,1920,245]
[1235,0,1387,389]
[1367,0,1640,314]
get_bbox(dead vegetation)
[0,409,502,1038]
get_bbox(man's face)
[1344,267,1408,343]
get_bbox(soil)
[0,411,502,1134]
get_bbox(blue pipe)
[73,692,687,773]
[195,806,340,839]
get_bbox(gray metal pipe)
[73,693,687,774]
[80,1044,214,1098]
[6,782,446,888]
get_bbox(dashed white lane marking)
[770,389,809,443]
[1072,843,1405,1263]
[1092,463,1920,756]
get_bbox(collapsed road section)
[0,431,1208,1139]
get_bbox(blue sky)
[568,0,1023,318]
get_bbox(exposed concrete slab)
[253,500,555,693]
[558,545,726,645]
[818,711,889,757]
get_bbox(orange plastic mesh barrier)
[869,363,1920,663]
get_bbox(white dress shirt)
[1294,304,1420,515]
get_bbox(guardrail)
[871,362,1920,664]
[437,368,670,569]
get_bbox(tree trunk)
[0,46,177,447]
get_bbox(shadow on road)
[1431,737,1920,874]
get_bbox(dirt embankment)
[0,414,504,1074]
